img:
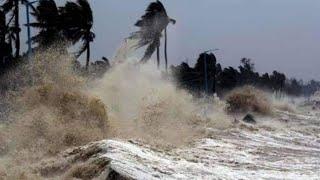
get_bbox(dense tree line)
[171,53,320,97]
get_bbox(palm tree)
[1,0,34,58]
[0,9,6,42]
[129,0,175,69]
[0,9,7,59]
[164,26,168,71]
[28,0,61,47]
[60,0,95,70]
[0,9,13,69]
[0,8,13,55]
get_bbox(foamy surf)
[32,108,320,180]
[102,110,319,179]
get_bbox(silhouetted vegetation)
[1,0,32,58]
[29,0,62,47]
[225,86,271,114]
[0,8,15,75]
[60,0,95,70]
[171,53,320,97]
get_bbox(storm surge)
[90,61,233,145]
[0,48,319,179]
[0,48,232,178]
[0,49,109,178]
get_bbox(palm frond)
[75,40,87,58]
[29,0,61,46]
[31,0,59,26]
[60,0,94,61]
[140,38,159,63]
[6,12,14,26]
[136,0,168,27]
[77,0,93,24]
[1,1,14,14]
[26,22,44,28]
[129,1,170,50]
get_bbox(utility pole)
[24,0,37,87]
[204,53,208,94]
[201,49,219,119]
[25,0,37,59]
[203,49,219,95]
[212,54,217,95]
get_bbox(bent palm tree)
[28,0,61,47]
[129,0,175,69]
[60,0,95,70]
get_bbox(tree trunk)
[140,40,158,64]
[212,64,216,94]
[0,11,5,42]
[85,41,90,71]
[164,27,168,72]
[156,45,160,69]
[9,33,12,54]
[14,0,20,58]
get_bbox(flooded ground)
[36,108,319,179]
[102,110,319,179]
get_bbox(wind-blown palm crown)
[29,0,61,47]
[60,0,95,70]
[129,0,175,66]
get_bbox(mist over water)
[93,40,233,144]
[0,47,233,178]
[90,60,232,145]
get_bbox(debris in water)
[242,114,256,124]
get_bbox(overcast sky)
[22,0,320,80]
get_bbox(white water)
[93,109,320,179]
[87,45,320,179]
